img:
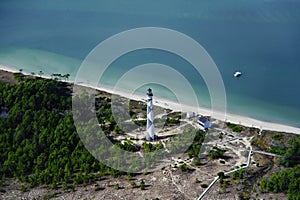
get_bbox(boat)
[234,71,242,77]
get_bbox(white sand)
[111,88,300,135]
[0,64,20,73]
[1,64,300,135]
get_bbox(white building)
[186,112,196,119]
[197,116,211,130]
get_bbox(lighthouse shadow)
[155,135,175,140]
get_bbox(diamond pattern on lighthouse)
[146,88,155,140]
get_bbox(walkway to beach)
[196,127,280,200]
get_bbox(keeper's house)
[197,116,211,130]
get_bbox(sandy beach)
[103,86,300,135]
[1,64,299,135]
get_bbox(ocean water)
[0,0,300,127]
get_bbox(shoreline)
[1,64,299,135]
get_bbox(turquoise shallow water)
[0,0,300,127]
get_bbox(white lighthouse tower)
[146,88,155,140]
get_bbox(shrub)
[208,148,225,159]
[226,122,244,132]
[179,163,188,172]
[114,183,119,190]
[130,181,136,188]
[140,179,145,190]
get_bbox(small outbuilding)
[186,112,196,119]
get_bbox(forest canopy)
[0,76,121,188]
[0,74,206,190]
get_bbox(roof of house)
[198,116,209,123]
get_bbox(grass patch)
[226,122,244,132]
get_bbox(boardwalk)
[197,150,252,200]
[197,126,281,199]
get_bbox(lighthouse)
[146,88,155,140]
